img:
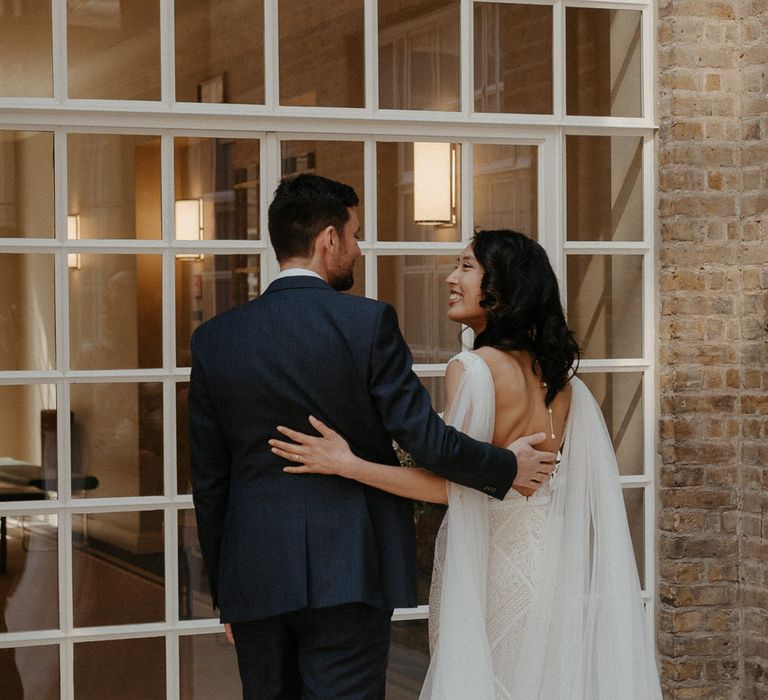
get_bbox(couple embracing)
[189,174,662,699]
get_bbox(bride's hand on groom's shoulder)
[507,432,556,496]
[270,416,357,477]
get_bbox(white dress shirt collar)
[274,268,324,281]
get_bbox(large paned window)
[0,1,655,697]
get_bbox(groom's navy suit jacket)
[189,275,517,623]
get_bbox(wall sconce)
[67,215,81,270]
[413,142,456,226]
[175,198,204,260]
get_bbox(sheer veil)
[420,351,662,699]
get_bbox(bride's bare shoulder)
[471,347,527,387]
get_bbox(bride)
[270,229,662,699]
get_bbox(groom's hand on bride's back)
[507,433,556,497]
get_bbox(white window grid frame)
[0,0,657,697]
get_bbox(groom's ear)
[317,225,335,251]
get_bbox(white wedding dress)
[421,351,662,699]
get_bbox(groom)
[189,173,556,699]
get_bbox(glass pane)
[0,1,52,97]
[180,634,241,699]
[0,514,58,632]
[178,509,212,620]
[0,644,59,700]
[473,144,538,237]
[0,384,58,490]
[474,4,553,114]
[67,1,161,100]
[0,131,54,238]
[566,255,643,359]
[68,134,162,240]
[567,136,643,242]
[175,0,265,105]
[419,376,446,416]
[579,372,644,475]
[174,137,261,241]
[279,0,364,108]
[377,142,461,242]
[69,254,162,370]
[0,254,55,370]
[280,140,365,237]
[378,256,460,363]
[176,254,262,367]
[623,487,645,588]
[70,383,163,498]
[387,619,430,698]
[74,637,165,699]
[73,512,165,627]
[415,501,445,605]
[379,0,460,111]
[566,9,642,117]
[176,382,191,495]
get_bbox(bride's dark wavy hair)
[471,229,580,405]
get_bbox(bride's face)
[446,244,486,333]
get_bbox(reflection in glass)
[377,143,461,242]
[174,137,261,241]
[473,144,538,237]
[567,255,642,359]
[0,2,52,97]
[175,0,265,104]
[0,385,57,485]
[623,487,645,588]
[0,254,55,370]
[279,0,364,108]
[474,4,553,114]
[69,254,162,370]
[567,136,643,242]
[68,134,162,240]
[387,620,430,698]
[70,383,163,499]
[0,644,59,700]
[280,140,365,235]
[579,373,644,475]
[73,512,165,628]
[74,637,165,699]
[67,0,161,100]
[379,0,460,111]
[378,256,460,363]
[566,9,642,117]
[180,634,241,699]
[176,254,262,367]
[0,515,58,633]
[178,509,212,620]
[0,131,54,238]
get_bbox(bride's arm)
[270,415,448,505]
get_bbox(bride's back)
[473,346,571,454]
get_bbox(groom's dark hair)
[268,174,359,262]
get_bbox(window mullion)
[264,0,279,110]
[160,0,175,107]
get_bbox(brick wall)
[657,1,768,698]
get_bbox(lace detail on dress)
[429,488,551,696]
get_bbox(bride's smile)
[446,243,486,333]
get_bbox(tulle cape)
[420,351,662,699]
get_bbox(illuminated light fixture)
[67,215,81,270]
[175,198,204,260]
[414,142,456,226]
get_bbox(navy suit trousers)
[231,604,392,699]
